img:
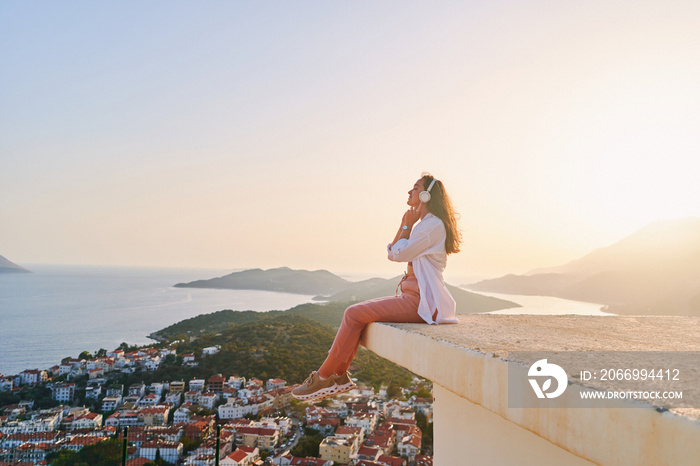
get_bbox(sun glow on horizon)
[2,1,700,280]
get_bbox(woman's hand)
[392,206,420,248]
[402,206,421,227]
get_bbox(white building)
[266,378,286,391]
[101,396,122,412]
[143,356,162,371]
[139,393,160,406]
[20,370,47,385]
[150,382,165,396]
[173,405,192,424]
[227,376,246,389]
[345,412,377,436]
[0,377,14,391]
[72,412,103,430]
[199,392,218,410]
[166,391,182,406]
[85,385,102,400]
[218,395,274,420]
[220,446,259,466]
[202,346,220,356]
[397,433,421,460]
[129,383,146,397]
[52,383,75,402]
[189,379,205,392]
[183,354,196,364]
[139,441,183,463]
[106,385,124,397]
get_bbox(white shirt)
[387,213,458,324]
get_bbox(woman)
[292,173,462,401]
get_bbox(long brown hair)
[422,173,462,254]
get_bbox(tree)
[291,430,323,458]
[386,382,402,399]
[410,387,433,399]
[180,436,201,453]
[79,350,92,360]
[415,411,433,454]
[46,439,122,466]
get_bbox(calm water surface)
[0,265,314,375]
[467,289,614,316]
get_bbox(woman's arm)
[390,207,421,248]
[388,217,443,262]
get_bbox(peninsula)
[174,266,518,314]
[0,254,30,274]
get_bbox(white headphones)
[419,178,437,203]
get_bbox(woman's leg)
[318,289,423,378]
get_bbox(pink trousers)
[319,273,425,377]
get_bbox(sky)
[2,1,700,283]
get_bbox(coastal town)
[0,344,434,466]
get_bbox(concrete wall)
[433,384,594,465]
[361,318,700,466]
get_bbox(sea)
[0,265,315,376]
[0,264,611,376]
[476,290,613,316]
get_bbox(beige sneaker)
[310,372,357,402]
[292,372,337,401]
[332,371,356,395]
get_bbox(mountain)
[175,267,518,313]
[0,255,30,274]
[467,217,700,316]
[174,267,352,295]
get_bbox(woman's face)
[407,179,425,207]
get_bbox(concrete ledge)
[361,315,700,466]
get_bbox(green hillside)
[145,311,414,389]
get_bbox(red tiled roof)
[358,446,381,457]
[65,436,104,446]
[378,455,406,466]
[139,407,168,415]
[366,432,393,448]
[386,417,416,425]
[336,426,362,435]
[236,426,276,437]
[126,458,152,466]
[309,418,340,427]
[140,441,180,449]
[401,433,421,448]
[226,449,248,461]
[7,432,62,442]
